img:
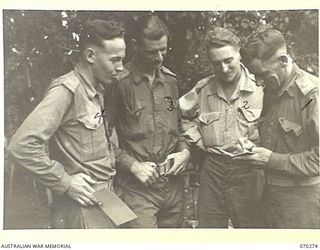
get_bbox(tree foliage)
[4,10,318,138]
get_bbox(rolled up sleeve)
[179,86,203,148]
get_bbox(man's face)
[246,56,284,91]
[93,37,126,87]
[207,45,242,84]
[135,35,168,70]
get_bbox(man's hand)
[237,137,255,151]
[130,161,159,186]
[165,149,191,176]
[234,147,272,165]
[66,173,101,206]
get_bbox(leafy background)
[4,10,318,138]
[3,10,318,228]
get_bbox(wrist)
[265,149,272,163]
[129,161,138,174]
[182,149,191,159]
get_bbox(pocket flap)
[125,101,145,118]
[278,117,303,136]
[198,112,221,125]
[78,114,103,130]
[238,107,262,122]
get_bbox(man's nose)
[155,51,163,61]
[255,77,265,87]
[221,63,229,73]
[116,61,124,72]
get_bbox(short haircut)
[241,29,286,64]
[79,19,125,50]
[132,14,169,41]
[204,27,241,50]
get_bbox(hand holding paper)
[234,147,272,165]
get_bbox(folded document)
[208,147,254,158]
[82,189,137,228]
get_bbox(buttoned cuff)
[117,153,137,172]
[176,141,190,152]
[184,126,202,143]
[268,152,289,171]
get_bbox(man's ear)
[279,55,290,68]
[85,47,95,64]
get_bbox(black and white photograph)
[2,7,319,234]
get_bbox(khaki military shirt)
[115,61,189,165]
[180,65,263,154]
[261,65,319,186]
[8,69,117,194]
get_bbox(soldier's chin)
[256,81,265,87]
[265,77,281,91]
[221,75,235,84]
[152,61,162,67]
[100,78,113,87]
[265,81,280,91]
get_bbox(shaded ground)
[3,161,199,229]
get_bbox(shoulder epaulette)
[195,75,214,93]
[241,63,256,83]
[49,71,80,93]
[295,70,318,96]
[247,71,256,83]
[161,66,176,77]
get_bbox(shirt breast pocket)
[165,98,179,135]
[237,107,261,140]
[77,114,106,162]
[278,117,303,151]
[198,111,222,146]
[123,100,146,140]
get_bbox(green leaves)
[4,10,318,138]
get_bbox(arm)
[8,86,73,195]
[8,85,101,205]
[179,86,204,150]
[112,84,159,185]
[267,91,319,176]
[236,91,319,177]
[164,83,192,176]
[175,88,191,152]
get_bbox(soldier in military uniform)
[8,20,126,228]
[114,15,190,228]
[239,29,319,228]
[179,27,265,228]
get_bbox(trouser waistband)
[92,179,114,191]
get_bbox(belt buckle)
[156,158,174,176]
[94,179,113,191]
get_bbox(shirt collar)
[131,58,164,85]
[277,63,299,98]
[239,64,255,93]
[74,67,105,100]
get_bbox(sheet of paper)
[94,189,137,226]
